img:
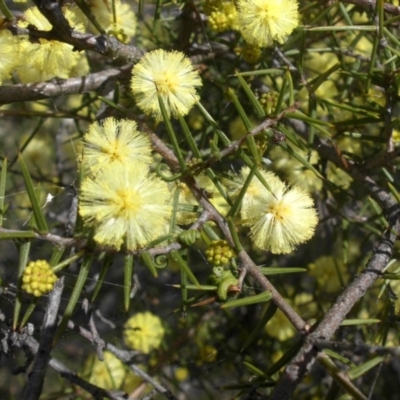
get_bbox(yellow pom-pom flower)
[81,351,144,392]
[79,164,172,251]
[89,0,137,43]
[0,29,18,84]
[237,0,299,47]
[124,312,165,354]
[17,7,81,83]
[82,118,152,175]
[21,260,58,297]
[130,49,202,121]
[231,167,318,254]
[72,0,137,43]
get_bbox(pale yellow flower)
[0,29,18,84]
[233,167,318,254]
[124,312,165,354]
[82,118,152,175]
[17,7,81,83]
[71,0,137,42]
[89,0,137,43]
[237,0,299,47]
[79,164,172,250]
[130,49,202,120]
[81,351,127,390]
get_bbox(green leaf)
[55,253,93,343]
[260,267,307,275]
[124,254,134,312]
[18,153,48,234]
[91,253,114,302]
[169,284,218,291]
[340,318,381,326]
[241,302,277,352]
[0,158,7,227]
[347,356,385,380]
[0,230,36,239]
[221,291,272,308]
[158,94,186,171]
[13,240,31,330]
[235,73,265,118]
[141,251,158,278]
[170,250,200,287]
[324,349,356,368]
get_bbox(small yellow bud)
[21,260,57,297]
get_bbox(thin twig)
[24,277,64,400]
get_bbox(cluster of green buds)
[258,91,279,115]
[21,260,58,297]
[205,240,234,266]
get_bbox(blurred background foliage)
[1,0,400,399]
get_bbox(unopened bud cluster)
[235,43,262,64]
[258,92,279,115]
[205,240,234,266]
[22,260,57,297]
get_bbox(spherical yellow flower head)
[237,167,318,254]
[123,312,165,354]
[0,29,19,84]
[205,240,234,266]
[237,0,299,47]
[130,50,202,121]
[82,351,126,389]
[79,164,172,251]
[82,118,153,175]
[21,260,58,297]
[88,0,137,43]
[17,7,81,83]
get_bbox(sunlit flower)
[17,7,82,83]
[130,49,202,120]
[124,312,165,354]
[79,164,172,250]
[231,167,318,254]
[89,0,137,43]
[72,0,137,42]
[22,260,58,297]
[82,118,152,175]
[237,0,299,47]
[0,29,18,84]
